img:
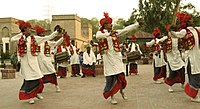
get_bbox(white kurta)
[128,42,142,64]
[159,36,185,71]
[129,42,142,54]
[38,37,63,75]
[70,45,80,65]
[11,31,58,80]
[83,51,96,65]
[96,22,139,76]
[146,38,167,67]
[171,27,200,74]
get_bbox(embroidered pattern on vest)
[178,29,195,50]
[162,37,172,53]
[18,35,27,57]
[98,38,109,55]
[31,36,40,56]
[194,28,200,46]
[146,39,160,53]
[111,34,120,52]
[44,41,51,57]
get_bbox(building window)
[5,43,9,52]
[2,27,9,38]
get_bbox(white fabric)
[172,27,200,74]
[97,53,102,60]
[70,45,80,65]
[83,50,96,65]
[129,42,142,54]
[11,31,58,80]
[38,37,63,75]
[96,22,139,76]
[158,36,185,71]
[146,38,167,67]
[128,42,142,64]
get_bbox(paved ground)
[0,64,200,109]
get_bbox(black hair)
[71,40,75,43]
[21,27,28,32]
[54,25,61,31]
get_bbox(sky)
[0,0,200,21]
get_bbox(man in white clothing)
[34,25,63,92]
[81,45,96,78]
[70,40,81,77]
[157,32,185,93]
[127,35,142,75]
[145,27,167,84]
[171,12,200,102]
[11,20,62,104]
[96,12,144,105]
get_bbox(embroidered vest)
[31,36,40,56]
[18,36,27,57]
[162,37,172,53]
[178,29,195,50]
[194,28,200,46]
[146,39,160,53]
[44,41,51,57]
[98,34,120,55]
[18,35,40,57]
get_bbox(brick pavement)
[0,65,200,109]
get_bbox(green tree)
[113,18,126,30]
[26,19,51,30]
[112,18,129,43]
[180,3,200,26]
[138,0,180,34]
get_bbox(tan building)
[51,14,92,52]
[0,14,92,55]
[0,17,20,54]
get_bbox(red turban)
[100,12,112,26]
[33,25,45,36]
[16,20,32,31]
[176,12,192,29]
[152,27,161,39]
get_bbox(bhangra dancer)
[96,12,144,104]
[34,25,64,92]
[11,20,61,104]
[157,25,185,92]
[145,27,167,84]
[170,12,200,102]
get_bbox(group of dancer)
[145,12,200,103]
[11,18,99,104]
[11,21,65,104]
[96,11,200,105]
[10,11,200,105]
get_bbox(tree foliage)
[138,0,180,34]
[180,3,200,26]
[26,19,51,30]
